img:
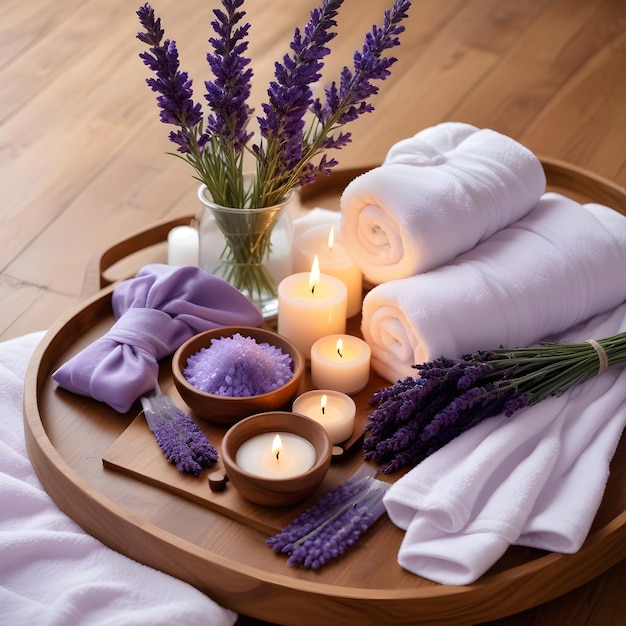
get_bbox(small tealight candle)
[293,225,363,317]
[292,390,356,445]
[310,334,371,394]
[277,256,347,358]
[167,225,199,266]
[235,431,316,479]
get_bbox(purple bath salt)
[183,333,294,397]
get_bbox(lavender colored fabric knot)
[52,263,263,413]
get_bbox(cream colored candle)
[167,225,199,266]
[310,334,371,394]
[293,224,363,317]
[292,390,356,444]
[235,432,316,479]
[277,257,347,358]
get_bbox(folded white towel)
[0,332,236,626]
[361,192,626,382]
[383,303,626,585]
[339,122,546,284]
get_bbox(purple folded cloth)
[52,264,263,413]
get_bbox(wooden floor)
[2,0,626,623]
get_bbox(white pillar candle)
[277,258,347,358]
[310,334,372,394]
[167,225,199,266]
[235,432,316,479]
[293,225,363,318]
[292,390,356,445]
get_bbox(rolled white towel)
[361,192,626,382]
[339,122,546,284]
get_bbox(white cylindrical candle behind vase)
[167,225,199,266]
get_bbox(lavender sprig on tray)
[267,465,389,570]
[141,394,218,476]
[364,333,626,473]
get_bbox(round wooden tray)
[23,160,626,625]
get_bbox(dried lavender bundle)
[365,333,626,473]
[267,465,389,569]
[142,396,219,476]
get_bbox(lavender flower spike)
[137,3,203,154]
[312,0,411,145]
[254,0,343,204]
[204,0,254,154]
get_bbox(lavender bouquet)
[364,333,626,473]
[136,0,410,304]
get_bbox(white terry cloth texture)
[383,303,626,586]
[339,122,546,284]
[361,192,626,383]
[0,331,237,626]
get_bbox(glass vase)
[197,184,295,320]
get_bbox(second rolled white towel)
[339,122,546,284]
[361,192,626,382]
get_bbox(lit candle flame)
[321,393,327,415]
[336,337,343,358]
[309,255,320,294]
[272,434,282,462]
[327,226,335,251]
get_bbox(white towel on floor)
[361,192,626,382]
[0,332,237,626]
[339,122,546,284]
[383,303,626,585]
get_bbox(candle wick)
[275,451,280,462]
[337,348,343,358]
[321,406,325,415]
[311,284,315,295]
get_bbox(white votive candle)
[293,225,363,317]
[235,432,316,479]
[310,334,372,394]
[167,225,199,266]
[292,390,356,444]
[277,257,347,358]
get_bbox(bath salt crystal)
[183,333,294,397]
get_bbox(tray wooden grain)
[23,161,626,625]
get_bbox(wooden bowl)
[172,326,305,425]
[221,411,332,507]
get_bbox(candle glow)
[235,431,316,479]
[309,256,320,294]
[277,271,347,358]
[291,224,363,318]
[310,334,371,394]
[292,390,356,445]
[272,434,282,461]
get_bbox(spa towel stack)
[339,122,546,284]
[361,192,626,382]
